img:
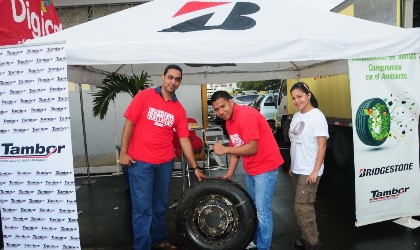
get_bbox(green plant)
[92,71,150,119]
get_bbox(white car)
[249,93,279,133]
[232,94,262,106]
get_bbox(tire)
[267,119,277,134]
[282,119,291,144]
[175,179,257,250]
[355,98,391,146]
[332,127,354,167]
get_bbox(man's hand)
[119,153,135,166]
[218,172,233,180]
[194,168,208,181]
[212,138,228,156]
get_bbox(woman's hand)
[306,170,318,184]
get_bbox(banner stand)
[393,216,420,229]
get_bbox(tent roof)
[29,0,420,85]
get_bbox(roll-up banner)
[348,54,420,226]
[0,42,81,249]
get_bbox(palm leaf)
[92,71,150,119]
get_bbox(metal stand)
[78,83,97,185]
[393,216,420,229]
[169,152,190,209]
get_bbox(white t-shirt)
[289,108,329,176]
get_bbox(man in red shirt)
[210,90,284,250]
[119,65,207,250]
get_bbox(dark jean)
[245,168,279,250]
[127,160,174,250]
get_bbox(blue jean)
[245,169,279,250]
[127,160,174,250]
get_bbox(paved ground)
[73,146,420,250]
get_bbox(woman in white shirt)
[288,82,329,250]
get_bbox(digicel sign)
[0,0,63,46]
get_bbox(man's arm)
[213,139,258,156]
[119,119,135,165]
[179,137,208,181]
[219,154,239,180]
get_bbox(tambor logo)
[18,171,32,175]
[38,190,54,194]
[11,199,25,203]
[31,108,47,113]
[22,118,37,123]
[6,243,21,248]
[33,235,48,239]
[7,50,23,56]
[14,128,29,133]
[9,181,24,185]
[42,226,57,230]
[13,217,28,221]
[59,209,75,213]
[47,47,64,52]
[29,88,46,93]
[43,244,59,248]
[28,68,45,74]
[46,181,61,185]
[63,245,79,249]
[50,217,65,222]
[21,208,36,212]
[23,226,38,230]
[8,70,24,75]
[25,244,40,248]
[51,107,67,112]
[15,234,30,239]
[38,77,54,83]
[0,61,14,66]
[40,208,55,212]
[12,108,27,113]
[18,190,34,194]
[31,217,46,221]
[0,80,15,85]
[52,236,67,240]
[27,48,43,54]
[161,1,259,32]
[39,97,55,102]
[36,58,53,63]
[57,76,68,82]
[0,143,65,159]
[29,199,44,203]
[56,56,66,61]
[17,59,33,64]
[50,87,65,92]
[28,181,42,185]
[18,79,34,84]
[2,208,17,212]
[10,89,26,94]
[2,99,17,104]
[359,163,413,177]
[20,99,36,104]
[370,187,409,202]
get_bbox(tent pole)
[79,83,97,185]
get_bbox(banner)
[0,0,62,46]
[0,42,80,248]
[348,53,420,226]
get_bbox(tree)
[92,71,150,119]
[237,79,282,92]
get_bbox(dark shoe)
[294,240,304,248]
[152,241,178,250]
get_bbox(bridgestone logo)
[359,163,413,177]
[370,187,409,202]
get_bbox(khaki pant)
[291,173,321,247]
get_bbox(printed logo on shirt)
[147,107,174,127]
[289,121,305,144]
[229,134,244,147]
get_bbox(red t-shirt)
[124,87,189,164]
[226,104,284,176]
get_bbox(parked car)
[249,93,279,134]
[232,94,262,106]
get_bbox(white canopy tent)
[28,0,420,85]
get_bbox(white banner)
[0,42,81,248]
[348,53,420,226]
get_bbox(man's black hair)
[210,90,232,104]
[164,64,183,78]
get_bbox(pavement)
[71,145,420,250]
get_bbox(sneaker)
[246,241,257,249]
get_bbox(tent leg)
[78,83,97,185]
[393,216,420,229]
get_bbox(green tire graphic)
[355,98,391,146]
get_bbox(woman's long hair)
[290,82,318,108]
